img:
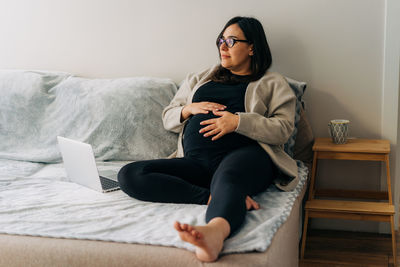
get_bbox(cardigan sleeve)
[234,75,296,145]
[161,73,194,133]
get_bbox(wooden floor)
[300,229,399,267]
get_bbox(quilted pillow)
[283,77,307,157]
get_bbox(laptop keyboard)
[99,176,119,190]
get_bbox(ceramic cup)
[328,119,350,144]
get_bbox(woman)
[118,16,299,262]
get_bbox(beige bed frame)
[0,182,306,267]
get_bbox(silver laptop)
[57,136,120,193]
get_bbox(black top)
[183,79,257,153]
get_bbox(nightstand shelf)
[300,138,396,264]
[306,199,394,219]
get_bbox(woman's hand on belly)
[181,102,227,121]
[199,110,239,141]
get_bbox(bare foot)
[245,196,260,210]
[207,194,260,210]
[174,220,228,262]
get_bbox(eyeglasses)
[217,37,250,48]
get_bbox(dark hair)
[211,16,272,83]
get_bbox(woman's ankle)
[207,217,231,239]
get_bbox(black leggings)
[117,144,276,234]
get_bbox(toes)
[191,229,197,237]
[195,231,202,239]
[187,229,202,239]
[174,222,203,240]
[252,200,260,210]
[174,221,182,231]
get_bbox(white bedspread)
[0,159,307,254]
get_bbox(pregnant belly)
[183,113,255,152]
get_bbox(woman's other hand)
[199,110,239,141]
[181,102,226,121]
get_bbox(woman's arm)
[162,73,196,133]
[235,76,296,145]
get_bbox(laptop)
[57,136,120,193]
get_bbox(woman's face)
[219,24,254,75]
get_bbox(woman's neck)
[229,65,252,76]
[230,70,252,76]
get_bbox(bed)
[0,70,314,267]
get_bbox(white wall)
[384,0,400,233]
[0,0,398,232]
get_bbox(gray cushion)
[0,70,179,162]
[284,77,307,157]
[293,106,314,171]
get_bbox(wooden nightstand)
[300,138,396,264]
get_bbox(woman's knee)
[210,145,274,190]
[210,171,245,198]
[117,161,150,196]
[211,165,243,187]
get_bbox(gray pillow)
[293,105,314,173]
[0,70,70,162]
[284,77,307,157]
[0,70,179,162]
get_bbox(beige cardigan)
[162,65,298,191]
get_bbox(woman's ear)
[249,44,254,56]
